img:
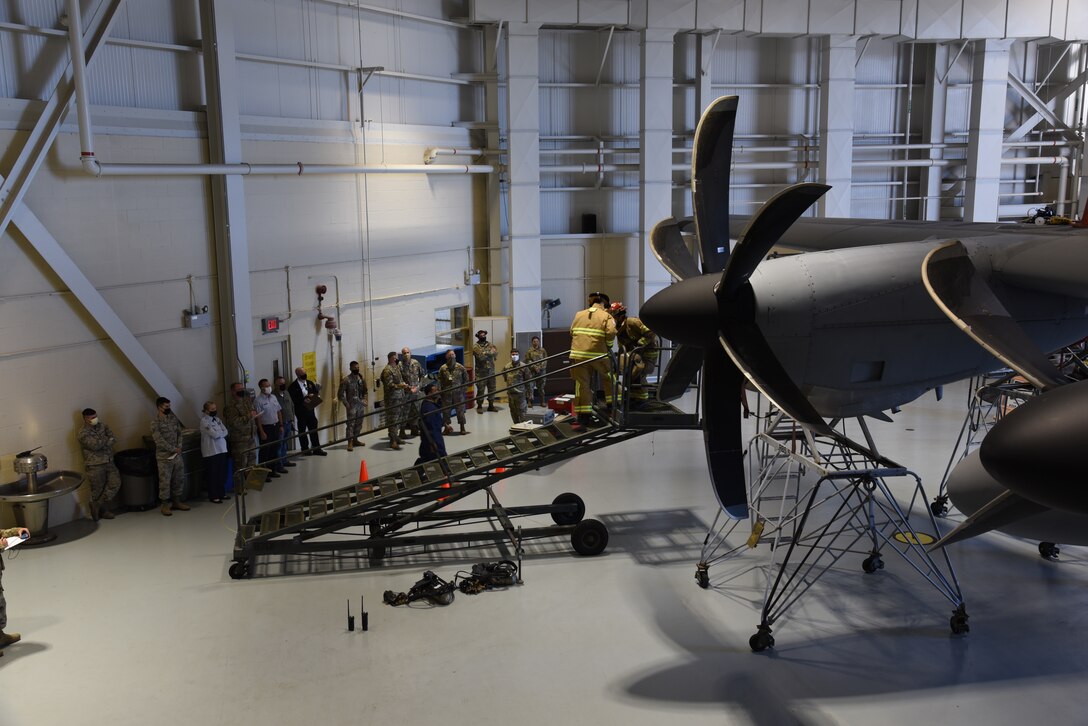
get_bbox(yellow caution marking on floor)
[893,531,935,546]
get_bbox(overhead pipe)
[424,147,483,164]
[86,162,494,177]
[64,8,492,179]
[65,0,97,175]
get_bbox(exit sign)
[261,317,281,334]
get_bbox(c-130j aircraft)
[640,95,1088,552]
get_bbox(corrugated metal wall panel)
[0,0,62,26]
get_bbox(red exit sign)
[261,317,281,334]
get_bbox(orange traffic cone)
[358,459,370,483]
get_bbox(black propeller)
[642,96,846,518]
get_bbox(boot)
[161,501,173,516]
[351,439,364,447]
[347,441,354,452]
[0,632,21,648]
[171,498,191,511]
[443,425,454,435]
[459,424,468,435]
[476,405,484,414]
[99,508,115,520]
[391,441,401,451]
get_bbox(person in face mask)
[77,407,121,521]
[503,348,532,424]
[226,381,260,479]
[273,375,297,467]
[288,367,326,455]
[151,396,189,516]
[200,400,230,503]
[254,379,287,481]
[472,330,499,413]
[415,383,447,464]
[338,361,369,452]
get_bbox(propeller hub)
[641,274,722,346]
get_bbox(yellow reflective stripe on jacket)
[569,351,607,360]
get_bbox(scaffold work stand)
[696,412,967,652]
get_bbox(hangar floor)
[1,380,1086,725]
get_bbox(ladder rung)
[260,510,282,533]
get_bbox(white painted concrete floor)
[2,383,1087,726]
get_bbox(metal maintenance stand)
[696,411,967,652]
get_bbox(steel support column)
[964,40,1011,222]
[920,43,949,221]
[201,0,255,385]
[502,23,542,337]
[817,35,857,217]
[640,28,675,306]
[694,31,717,116]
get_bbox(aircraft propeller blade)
[718,287,832,435]
[718,183,831,299]
[650,217,702,282]
[702,344,748,517]
[979,379,1088,514]
[692,95,738,274]
[657,344,705,401]
[922,240,1066,391]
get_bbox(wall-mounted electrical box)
[183,307,210,328]
[464,269,481,285]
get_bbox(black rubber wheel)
[695,568,709,589]
[571,518,609,556]
[930,498,949,517]
[950,608,970,635]
[1038,542,1060,561]
[228,561,249,580]
[862,556,883,574]
[551,492,586,525]
[749,630,775,652]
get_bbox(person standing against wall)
[289,367,326,455]
[199,400,229,503]
[273,375,297,468]
[254,379,286,482]
[77,408,121,521]
[225,382,259,485]
[338,361,368,452]
[472,330,498,413]
[151,396,189,516]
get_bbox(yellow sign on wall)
[302,351,317,382]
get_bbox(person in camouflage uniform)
[1,525,31,652]
[438,349,469,435]
[503,349,533,424]
[525,336,548,406]
[398,347,425,438]
[77,407,121,520]
[225,382,259,485]
[472,330,498,413]
[338,360,369,452]
[151,396,189,517]
[380,351,408,450]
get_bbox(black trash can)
[114,448,157,510]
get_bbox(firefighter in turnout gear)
[610,302,658,405]
[569,292,616,425]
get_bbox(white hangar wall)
[1,0,1087,503]
[0,0,485,493]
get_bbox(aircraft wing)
[729,216,1087,253]
[991,236,1088,299]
